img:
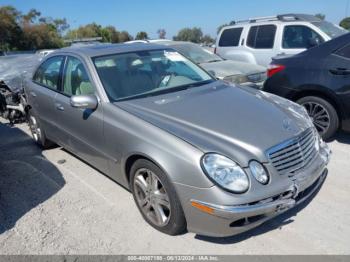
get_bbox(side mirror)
[307,38,320,49]
[70,95,98,110]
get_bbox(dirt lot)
[0,118,349,255]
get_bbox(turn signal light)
[191,201,214,215]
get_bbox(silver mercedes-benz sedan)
[24,43,331,237]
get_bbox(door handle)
[330,68,350,75]
[30,92,37,97]
[277,52,286,56]
[55,104,65,111]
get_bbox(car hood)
[200,60,266,79]
[116,81,313,166]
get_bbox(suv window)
[335,44,350,59]
[219,28,243,47]
[33,56,64,90]
[247,25,276,49]
[283,25,324,49]
[63,56,94,96]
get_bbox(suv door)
[54,55,108,173]
[278,24,325,58]
[29,56,65,139]
[326,43,350,122]
[245,24,277,66]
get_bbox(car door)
[53,55,109,173]
[325,43,350,118]
[278,24,325,59]
[29,56,65,139]
[245,24,278,66]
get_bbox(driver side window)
[63,56,94,96]
[283,25,324,49]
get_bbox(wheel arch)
[291,86,344,122]
[124,153,168,187]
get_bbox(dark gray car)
[24,43,331,237]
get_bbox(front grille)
[267,128,318,175]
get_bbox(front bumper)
[178,144,330,237]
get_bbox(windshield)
[172,43,222,64]
[93,49,213,101]
[312,21,347,38]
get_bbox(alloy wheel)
[29,115,41,142]
[301,101,330,136]
[133,168,171,227]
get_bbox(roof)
[58,43,171,58]
[225,13,322,28]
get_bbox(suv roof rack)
[234,13,321,25]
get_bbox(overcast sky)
[1,0,349,38]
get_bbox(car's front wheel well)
[125,154,158,185]
[292,90,342,121]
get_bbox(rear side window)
[33,56,64,90]
[219,28,243,47]
[247,25,276,49]
[335,44,350,59]
[282,25,324,49]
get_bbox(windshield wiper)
[115,80,215,102]
[206,59,222,63]
[178,79,215,89]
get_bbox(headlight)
[249,161,269,185]
[247,72,267,83]
[223,74,249,84]
[201,154,249,193]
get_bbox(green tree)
[135,31,148,40]
[104,26,120,43]
[315,13,326,20]
[0,6,67,50]
[22,8,41,23]
[173,27,203,43]
[21,22,64,49]
[340,17,350,30]
[201,34,214,44]
[157,28,166,39]
[66,23,102,39]
[53,18,69,35]
[119,31,133,42]
[0,6,23,51]
[66,24,133,43]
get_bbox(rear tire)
[27,110,55,149]
[130,159,187,235]
[297,96,339,140]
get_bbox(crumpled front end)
[0,54,42,123]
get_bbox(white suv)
[215,14,347,67]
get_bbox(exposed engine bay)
[0,54,43,124]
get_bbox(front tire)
[297,96,339,140]
[130,159,187,235]
[27,110,54,149]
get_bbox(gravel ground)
[0,118,349,255]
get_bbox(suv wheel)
[297,96,339,140]
[130,159,187,235]
[28,110,54,149]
